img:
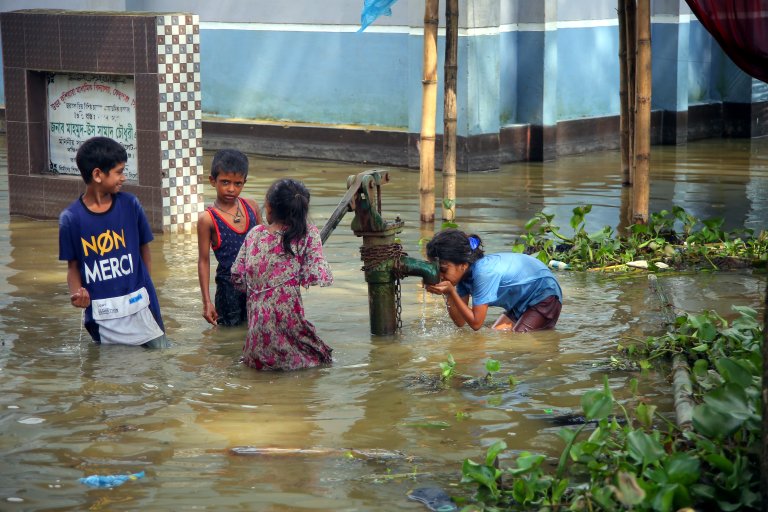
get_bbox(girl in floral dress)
[231,178,333,370]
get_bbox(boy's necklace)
[214,200,243,223]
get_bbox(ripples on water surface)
[0,137,765,510]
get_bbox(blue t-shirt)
[58,192,164,341]
[456,253,562,320]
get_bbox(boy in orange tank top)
[196,149,262,326]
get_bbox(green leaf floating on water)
[485,359,501,373]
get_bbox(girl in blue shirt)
[425,229,562,332]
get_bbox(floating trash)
[407,487,458,511]
[79,471,145,488]
[18,417,45,424]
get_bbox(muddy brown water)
[0,136,765,511]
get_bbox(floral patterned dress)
[230,223,333,370]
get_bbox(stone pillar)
[652,1,690,145]
[719,57,765,138]
[748,80,768,137]
[460,0,501,171]
[156,14,205,233]
[516,0,558,161]
[406,0,503,172]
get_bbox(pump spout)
[396,256,440,285]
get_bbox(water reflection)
[0,136,765,510]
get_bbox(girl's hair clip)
[468,236,479,251]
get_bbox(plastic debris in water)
[548,260,571,270]
[408,487,458,512]
[18,417,45,424]
[79,471,145,488]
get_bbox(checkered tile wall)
[156,14,204,234]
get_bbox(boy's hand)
[70,287,91,308]
[203,301,219,325]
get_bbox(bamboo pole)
[442,0,458,223]
[618,0,630,186]
[672,354,694,431]
[618,179,633,234]
[626,0,637,186]
[648,274,694,431]
[419,0,440,223]
[632,0,651,224]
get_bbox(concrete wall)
[1,0,763,169]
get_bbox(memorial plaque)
[47,73,139,180]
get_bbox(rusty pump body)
[320,170,440,335]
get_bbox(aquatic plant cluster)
[456,307,762,511]
[512,205,768,271]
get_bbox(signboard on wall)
[47,74,139,181]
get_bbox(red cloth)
[685,0,768,83]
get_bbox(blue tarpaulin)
[359,0,401,32]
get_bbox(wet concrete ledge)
[202,103,766,171]
[0,103,764,173]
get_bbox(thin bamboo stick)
[618,0,631,186]
[442,0,458,222]
[419,0,439,223]
[618,181,633,234]
[632,0,651,224]
[626,0,637,186]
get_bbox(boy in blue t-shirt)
[59,137,168,348]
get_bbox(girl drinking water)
[425,229,562,332]
[231,178,333,370]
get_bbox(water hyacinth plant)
[456,307,763,511]
[512,205,767,271]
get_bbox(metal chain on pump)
[360,242,408,330]
[394,274,403,331]
[359,243,406,271]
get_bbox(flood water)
[0,135,766,511]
